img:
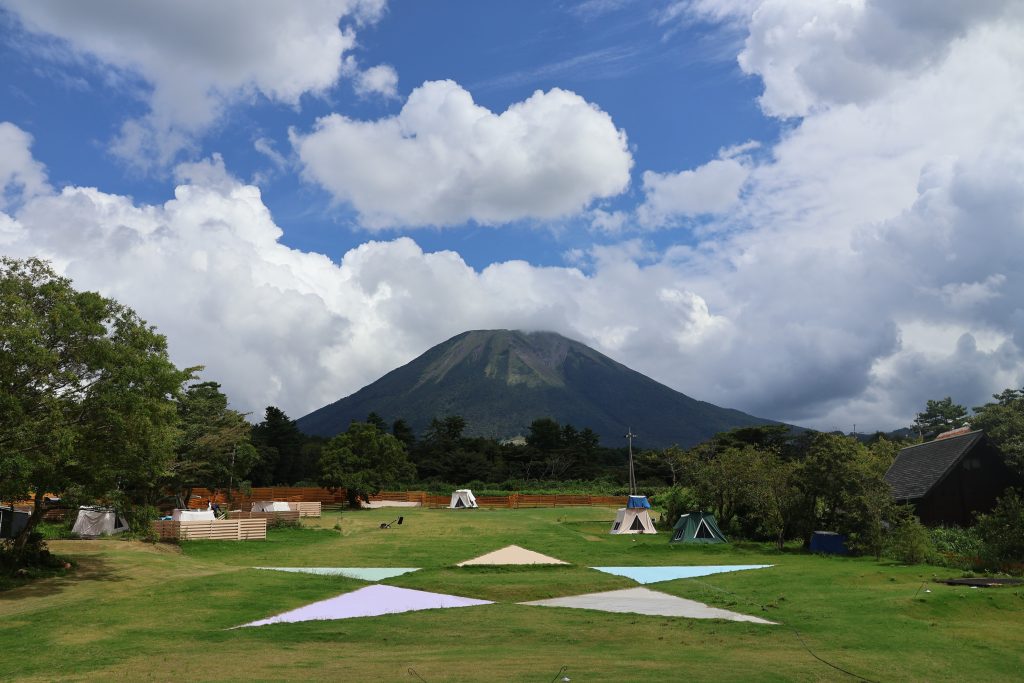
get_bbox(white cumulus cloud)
[355,64,399,99]
[636,155,750,228]
[0,122,49,209]
[292,80,633,228]
[1,0,386,166]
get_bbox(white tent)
[609,494,657,535]
[251,501,292,512]
[172,508,216,521]
[72,507,129,536]
[449,489,478,509]
[609,509,657,535]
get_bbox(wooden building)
[885,428,1021,526]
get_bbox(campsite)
[2,505,1023,682]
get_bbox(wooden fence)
[419,493,630,509]
[190,487,345,510]
[152,518,266,541]
[369,491,428,504]
[228,510,301,523]
[295,501,321,517]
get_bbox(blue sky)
[1,1,1022,432]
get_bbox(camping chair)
[379,516,404,529]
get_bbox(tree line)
[4,256,1023,567]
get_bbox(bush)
[657,486,698,530]
[122,504,160,542]
[886,516,935,565]
[930,526,984,568]
[0,533,68,588]
[268,517,302,530]
[976,488,1024,571]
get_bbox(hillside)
[296,329,777,447]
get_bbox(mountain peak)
[297,329,775,447]
[420,330,582,389]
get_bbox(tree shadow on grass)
[0,554,125,600]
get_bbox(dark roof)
[884,430,985,500]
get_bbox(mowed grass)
[0,507,1022,682]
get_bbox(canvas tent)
[72,507,129,537]
[609,495,657,534]
[252,501,292,512]
[670,511,727,544]
[449,489,478,509]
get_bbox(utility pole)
[625,428,637,495]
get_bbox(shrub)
[975,488,1024,572]
[657,486,698,530]
[0,533,67,580]
[930,526,984,568]
[122,505,160,542]
[268,517,302,530]
[886,516,935,565]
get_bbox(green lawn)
[1,507,1022,681]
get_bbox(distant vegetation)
[4,257,1024,581]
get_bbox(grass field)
[2,507,1023,682]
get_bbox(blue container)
[810,531,849,555]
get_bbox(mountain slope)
[297,330,777,447]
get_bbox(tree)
[913,397,969,440]
[0,257,191,547]
[365,412,387,433]
[527,418,563,452]
[643,445,687,486]
[319,421,416,506]
[975,488,1024,567]
[391,418,415,450]
[165,381,257,508]
[971,388,1024,476]
[251,406,305,485]
[425,415,466,443]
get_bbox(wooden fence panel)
[369,491,427,504]
[229,510,301,523]
[151,518,267,540]
[474,496,514,508]
[191,487,347,509]
[296,501,321,517]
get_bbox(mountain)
[296,329,778,448]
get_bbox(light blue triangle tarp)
[254,567,419,582]
[589,565,772,584]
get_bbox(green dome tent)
[670,511,727,544]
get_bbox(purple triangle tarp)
[238,584,492,627]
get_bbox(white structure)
[172,508,216,521]
[251,501,292,512]
[449,489,478,509]
[72,507,129,536]
[609,496,657,534]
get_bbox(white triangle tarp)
[589,565,772,584]
[253,567,420,582]
[520,587,775,624]
[238,584,492,627]
[456,544,569,566]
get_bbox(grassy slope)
[0,508,1021,682]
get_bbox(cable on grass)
[689,578,880,683]
[408,667,428,682]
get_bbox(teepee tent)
[72,506,129,537]
[609,495,657,534]
[670,511,727,544]
[449,489,478,509]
